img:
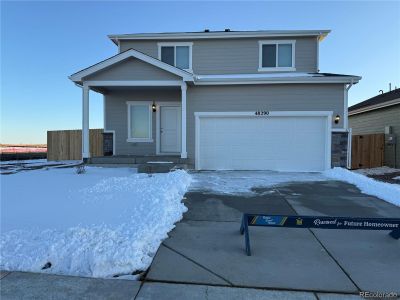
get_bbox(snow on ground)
[189,171,327,195]
[324,167,400,207]
[0,167,191,278]
[0,159,80,166]
[394,176,400,181]
[190,169,400,207]
[353,166,400,176]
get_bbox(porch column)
[82,84,90,161]
[181,82,187,158]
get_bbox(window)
[127,101,153,142]
[158,42,193,72]
[258,40,295,71]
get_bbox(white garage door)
[196,112,331,172]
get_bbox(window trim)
[157,42,193,73]
[258,40,296,72]
[126,101,153,143]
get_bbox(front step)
[137,163,190,173]
[89,156,136,164]
[88,156,189,165]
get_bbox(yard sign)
[240,214,400,256]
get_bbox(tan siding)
[119,37,318,74]
[84,57,180,81]
[349,105,400,167]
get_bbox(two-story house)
[69,29,361,172]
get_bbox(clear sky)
[1,1,399,144]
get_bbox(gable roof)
[349,88,400,115]
[109,29,330,44]
[69,48,194,83]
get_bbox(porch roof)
[69,48,194,84]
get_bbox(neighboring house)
[349,89,400,168]
[69,29,361,172]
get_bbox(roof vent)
[204,29,210,32]
[224,28,230,32]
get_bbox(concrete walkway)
[1,271,362,299]
[146,179,400,296]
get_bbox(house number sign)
[254,110,269,116]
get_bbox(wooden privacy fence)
[47,129,103,161]
[351,133,384,169]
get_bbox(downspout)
[345,79,354,169]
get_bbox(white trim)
[194,111,333,117]
[84,80,184,87]
[258,40,296,72]
[316,36,320,72]
[347,128,352,169]
[126,101,153,143]
[343,85,348,130]
[193,77,360,85]
[194,111,332,171]
[69,49,193,82]
[331,128,348,132]
[181,83,187,158]
[103,130,116,155]
[103,94,106,129]
[82,85,90,159]
[157,42,193,73]
[108,30,331,41]
[348,98,400,116]
[156,101,182,155]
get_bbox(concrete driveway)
[146,172,400,297]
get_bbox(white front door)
[160,106,181,153]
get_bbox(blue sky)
[1,1,399,144]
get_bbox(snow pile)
[1,168,191,278]
[324,167,400,207]
[353,166,400,176]
[189,171,327,195]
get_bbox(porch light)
[152,103,156,112]
[334,115,340,124]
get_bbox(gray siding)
[84,57,180,81]
[105,88,180,155]
[119,37,318,74]
[104,84,345,160]
[186,84,345,162]
[349,105,400,167]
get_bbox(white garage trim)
[195,111,332,171]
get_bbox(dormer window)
[258,40,296,72]
[158,42,193,72]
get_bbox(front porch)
[69,49,194,164]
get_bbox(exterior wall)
[105,84,345,166]
[349,105,400,168]
[186,84,345,163]
[105,88,181,155]
[119,37,318,74]
[84,57,180,81]
[331,132,348,167]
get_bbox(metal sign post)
[240,214,400,256]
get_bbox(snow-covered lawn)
[1,167,191,278]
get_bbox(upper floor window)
[158,42,193,72]
[258,40,296,71]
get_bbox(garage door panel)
[197,114,329,171]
